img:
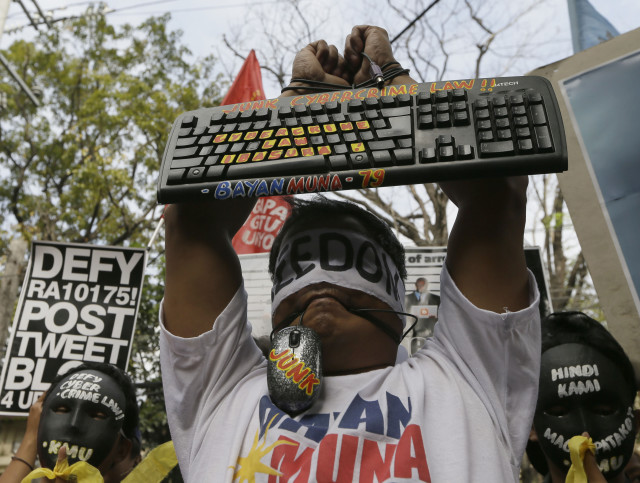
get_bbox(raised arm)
[440,176,530,313]
[345,25,530,313]
[164,39,362,338]
[163,199,255,338]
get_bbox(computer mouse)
[267,326,323,415]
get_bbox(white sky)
[3,0,640,98]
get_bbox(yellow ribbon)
[565,435,596,483]
[121,441,178,483]
[21,457,103,483]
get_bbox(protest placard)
[0,241,146,416]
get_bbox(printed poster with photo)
[0,241,146,416]
[403,246,552,354]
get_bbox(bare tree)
[218,0,600,316]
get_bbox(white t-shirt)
[160,265,540,482]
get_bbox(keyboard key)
[518,138,534,153]
[240,110,255,120]
[534,126,553,151]
[171,157,202,169]
[418,115,434,129]
[348,113,362,122]
[480,141,515,157]
[343,132,357,142]
[176,136,198,147]
[514,116,528,127]
[173,146,199,158]
[479,131,494,141]
[512,105,526,116]
[348,99,364,112]
[452,89,466,100]
[206,165,225,179]
[453,111,469,126]
[204,155,219,166]
[334,144,348,154]
[278,106,293,118]
[396,94,411,106]
[437,135,454,145]
[255,108,270,120]
[495,118,510,129]
[476,108,490,120]
[457,145,474,159]
[497,129,512,140]
[516,127,531,138]
[436,113,451,127]
[378,116,411,138]
[416,92,430,105]
[167,168,185,184]
[369,140,396,151]
[476,120,491,130]
[223,123,237,133]
[329,155,349,170]
[381,95,397,107]
[436,103,449,113]
[327,134,340,144]
[494,107,508,118]
[419,147,436,164]
[381,106,411,117]
[531,104,547,125]
[325,101,339,113]
[373,119,387,129]
[372,150,393,167]
[398,138,412,149]
[438,145,454,161]
[180,115,196,128]
[492,97,506,107]
[394,148,413,165]
[225,155,327,180]
[435,91,449,103]
[360,131,374,141]
[527,91,543,104]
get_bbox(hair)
[43,362,140,441]
[268,196,407,281]
[541,311,637,401]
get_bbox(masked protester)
[36,362,140,482]
[528,311,639,483]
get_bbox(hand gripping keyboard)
[157,75,566,203]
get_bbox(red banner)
[225,50,292,254]
[232,197,292,253]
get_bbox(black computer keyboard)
[157,75,566,203]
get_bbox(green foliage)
[0,6,223,476]
[0,6,223,246]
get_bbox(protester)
[1,362,141,483]
[161,25,540,482]
[0,394,44,483]
[528,311,639,483]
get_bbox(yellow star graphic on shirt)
[231,414,297,483]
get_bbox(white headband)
[271,228,406,325]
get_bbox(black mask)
[533,343,636,479]
[38,369,126,469]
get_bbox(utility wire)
[390,0,442,44]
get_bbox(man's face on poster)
[38,369,126,470]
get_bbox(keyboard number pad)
[473,90,554,157]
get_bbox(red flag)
[226,50,292,254]
[221,50,265,105]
